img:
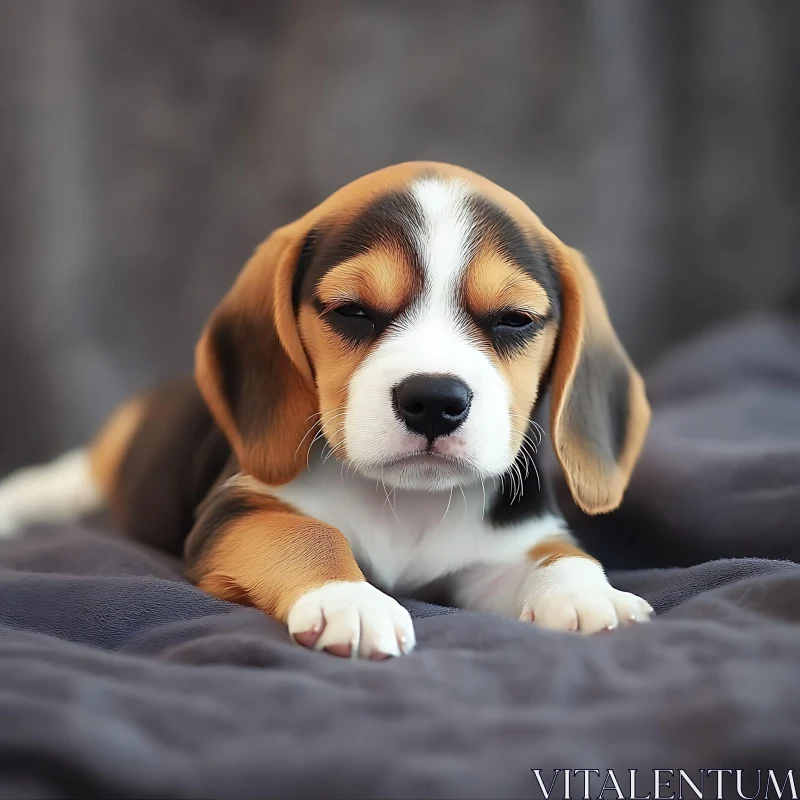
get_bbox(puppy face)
[295,178,560,491]
[196,162,650,514]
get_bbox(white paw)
[287,581,416,660]
[0,449,102,538]
[522,585,654,634]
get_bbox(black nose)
[393,375,472,440]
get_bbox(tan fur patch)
[188,493,364,622]
[500,324,558,454]
[296,304,368,461]
[88,395,147,500]
[464,252,551,318]
[528,537,599,569]
[315,244,418,315]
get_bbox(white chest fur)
[257,457,564,594]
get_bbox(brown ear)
[549,245,651,515]
[195,225,318,486]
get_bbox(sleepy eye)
[334,303,370,319]
[489,310,545,357]
[325,302,380,344]
[493,311,535,331]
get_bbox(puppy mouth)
[380,449,472,471]
[389,450,446,464]
[351,443,480,490]
[384,442,462,464]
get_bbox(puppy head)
[196,162,650,513]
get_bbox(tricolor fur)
[0,162,653,659]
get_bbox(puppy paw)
[287,581,415,659]
[521,586,654,634]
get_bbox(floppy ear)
[194,225,318,486]
[549,245,651,515]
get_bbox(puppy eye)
[325,302,380,345]
[334,303,370,319]
[494,312,534,330]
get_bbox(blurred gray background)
[1,0,798,474]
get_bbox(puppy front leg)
[452,535,653,633]
[185,484,415,659]
[518,537,654,632]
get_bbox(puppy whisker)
[458,484,469,515]
[380,465,403,527]
[437,487,454,528]
[295,419,321,461]
[295,406,348,463]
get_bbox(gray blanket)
[1,316,799,800]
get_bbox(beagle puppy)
[0,162,652,659]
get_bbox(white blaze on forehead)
[409,177,476,307]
